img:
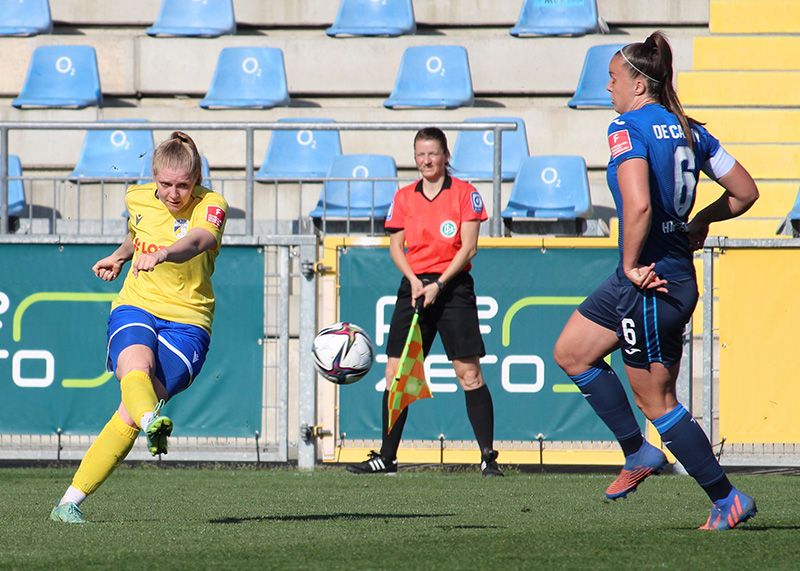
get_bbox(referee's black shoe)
[481,448,504,477]
[346,451,398,475]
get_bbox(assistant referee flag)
[387,310,432,432]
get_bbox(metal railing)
[0,121,518,237]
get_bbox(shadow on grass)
[435,525,506,530]
[210,513,456,524]
[735,524,800,532]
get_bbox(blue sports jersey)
[606,103,722,278]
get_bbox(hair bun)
[171,131,190,144]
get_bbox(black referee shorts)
[386,272,486,361]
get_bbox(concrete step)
[5,101,798,180]
[49,0,708,28]
[710,0,800,34]
[0,28,697,97]
[725,144,800,180]
[693,36,800,71]
[0,97,618,170]
[686,109,800,144]
[696,180,797,220]
[678,71,800,107]
[12,170,617,234]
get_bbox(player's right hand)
[92,256,123,281]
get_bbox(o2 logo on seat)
[426,56,446,77]
[296,130,316,149]
[110,130,130,150]
[241,57,262,77]
[540,167,560,188]
[55,56,76,77]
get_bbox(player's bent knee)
[553,340,576,373]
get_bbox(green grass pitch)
[1,466,798,569]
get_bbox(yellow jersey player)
[50,131,228,524]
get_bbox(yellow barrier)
[717,248,800,443]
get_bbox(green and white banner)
[0,244,262,437]
[338,246,644,441]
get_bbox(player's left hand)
[132,248,168,277]
[685,219,709,251]
[624,263,669,293]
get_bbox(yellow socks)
[72,412,139,496]
[120,369,157,429]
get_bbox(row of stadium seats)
[5,150,593,228]
[10,43,621,110]
[1,0,601,38]
[21,117,530,182]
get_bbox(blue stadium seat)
[779,187,800,236]
[200,47,290,109]
[450,117,530,181]
[384,45,474,109]
[502,155,592,220]
[200,155,212,189]
[567,44,625,109]
[257,118,342,180]
[510,0,598,37]
[309,154,397,219]
[0,0,52,36]
[6,155,26,217]
[12,45,102,109]
[69,121,155,181]
[147,0,236,37]
[327,0,416,37]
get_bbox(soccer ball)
[312,322,375,385]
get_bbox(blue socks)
[570,364,643,457]
[653,403,732,502]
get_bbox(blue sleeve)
[607,117,647,168]
[691,123,721,164]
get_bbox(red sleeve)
[385,184,408,230]
[459,181,489,223]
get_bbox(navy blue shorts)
[577,270,698,369]
[106,305,211,397]
[386,272,486,361]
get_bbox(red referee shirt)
[385,175,488,274]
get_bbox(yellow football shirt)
[113,183,228,333]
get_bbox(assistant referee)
[347,127,502,477]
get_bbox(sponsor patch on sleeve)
[608,129,633,159]
[470,191,484,214]
[206,205,226,230]
[386,200,394,221]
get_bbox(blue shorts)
[577,270,698,369]
[106,305,211,397]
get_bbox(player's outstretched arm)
[92,235,134,281]
[686,162,759,249]
[133,228,217,276]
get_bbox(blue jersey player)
[554,32,759,531]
